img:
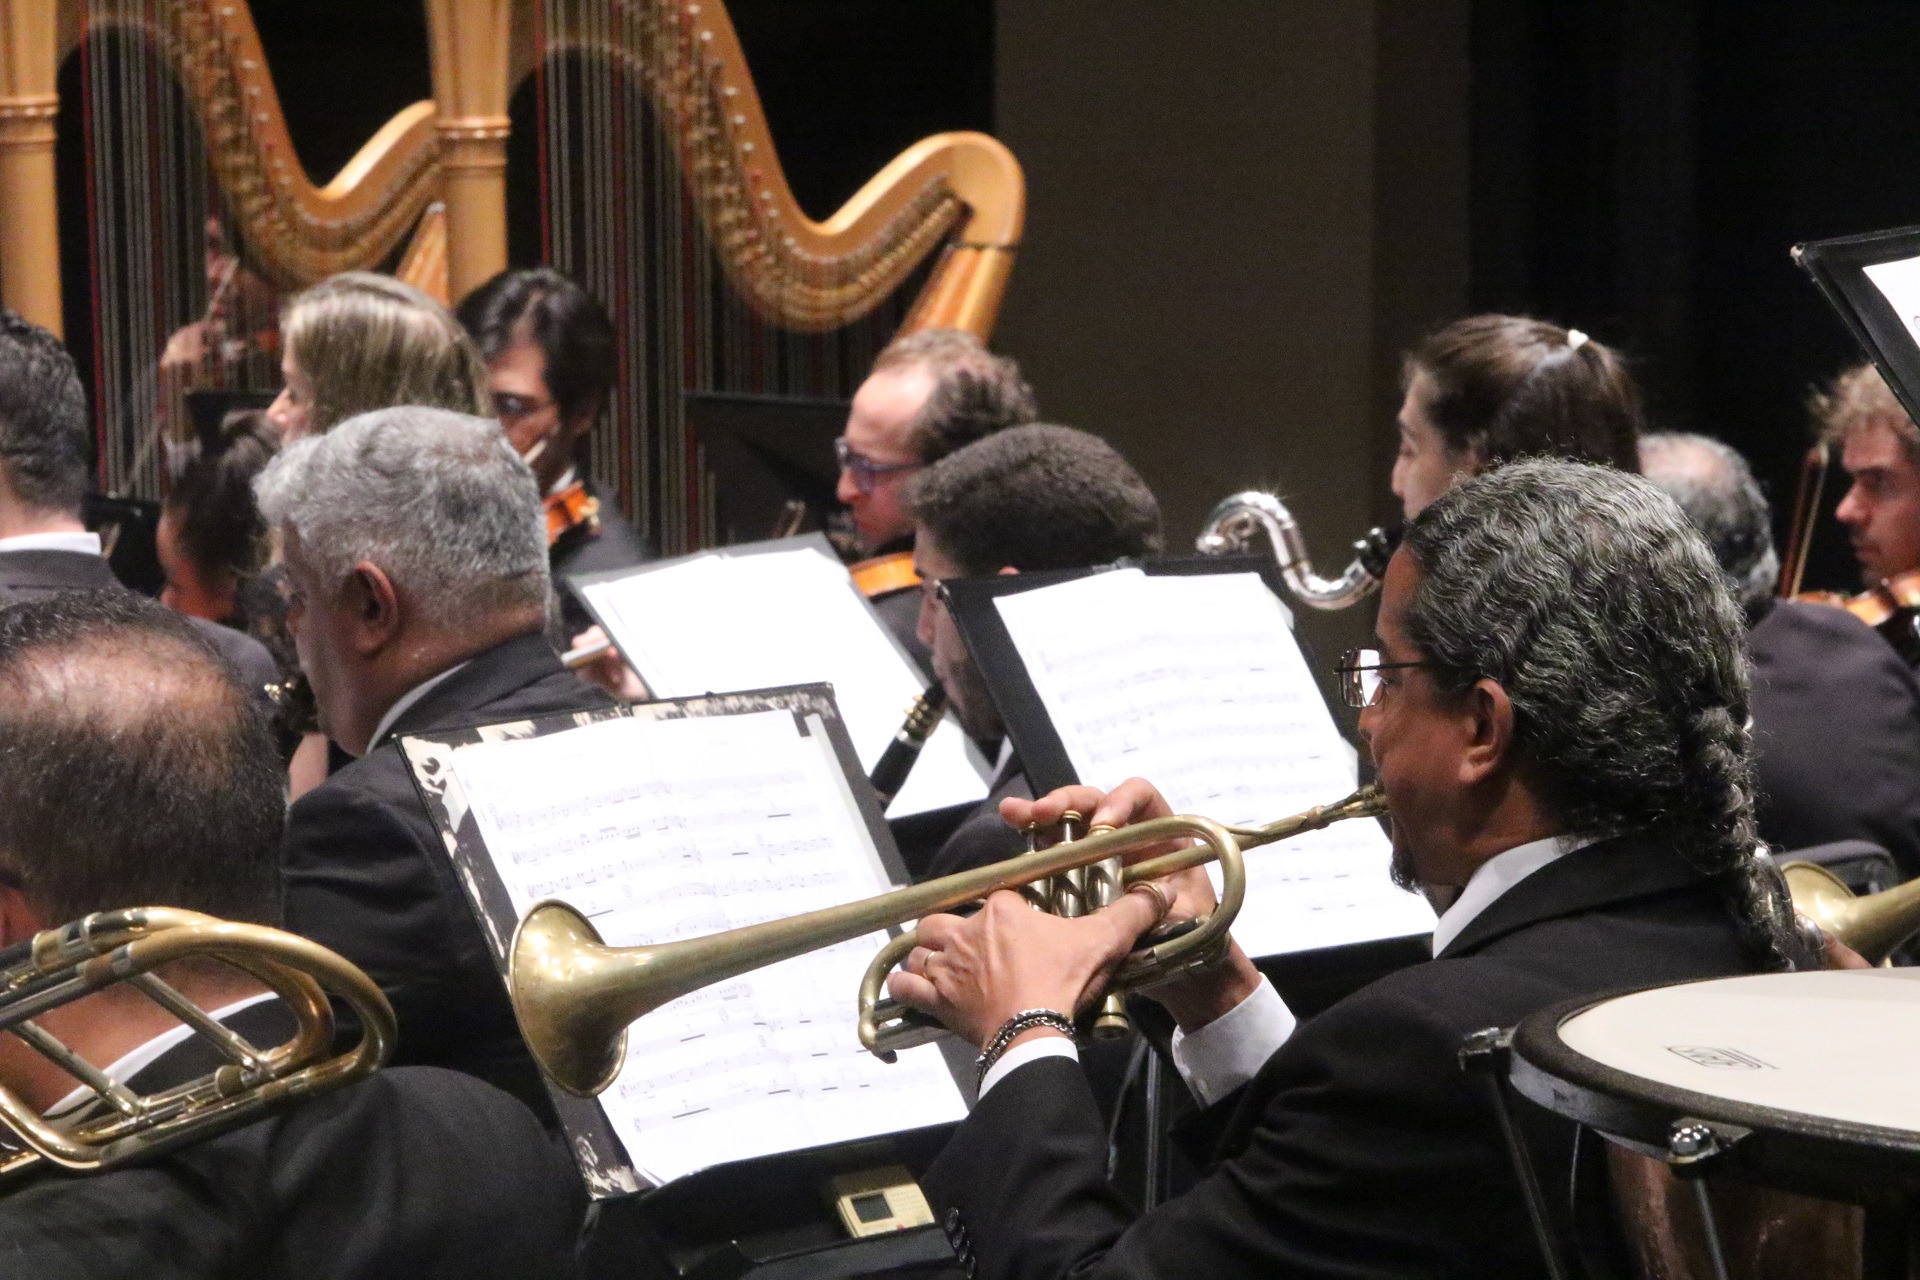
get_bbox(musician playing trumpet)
[890,459,1818,1280]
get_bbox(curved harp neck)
[542,1,1024,337]
[94,0,443,289]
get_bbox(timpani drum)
[1508,968,1920,1203]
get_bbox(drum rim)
[1508,977,1920,1172]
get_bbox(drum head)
[1509,969,1920,1203]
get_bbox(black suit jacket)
[281,632,616,1120]
[921,752,1033,882]
[552,478,649,637]
[0,548,280,699]
[1748,598,1920,877]
[0,1001,582,1278]
[924,832,1762,1280]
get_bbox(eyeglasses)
[834,437,921,494]
[493,391,555,424]
[1335,647,1433,709]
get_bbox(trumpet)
[0,907,394,1178]
[509,785,1388,1096]
[1197,491,1399,611]
[1783,860,1920,964]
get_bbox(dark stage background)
[73,0,1920,600]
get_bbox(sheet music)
[1863,252,1920,350]
[994,569,1433,957]
[578,544,991,819]
[448,709,966,1186]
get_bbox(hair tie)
[1565,328,1590,352]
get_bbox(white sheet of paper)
[1864,253,1920,352]
[448,710,966,1186]
[578,545,990,820]
[993,569,1433,957]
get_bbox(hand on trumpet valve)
[887,885,1175,1050]
[1003,779,1220,928]
[1002,779,1266,1032]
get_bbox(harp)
[0,0,1021,550]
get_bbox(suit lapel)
[1435,830,1712,959]
[387,633,572,740]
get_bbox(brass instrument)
[510,785,1387,1096]
[1783,860,1920,965]
[0,907,394,1178]
[1197,491,1399,611]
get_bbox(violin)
[1794,573,1920,665]
[544,479,601,548]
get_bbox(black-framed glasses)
[1335,647,1432,709]
[834,437,921,494]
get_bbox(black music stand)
[398,684,967,1279]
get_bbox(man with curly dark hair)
[889,458,1820,1280]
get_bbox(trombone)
[0,907,393,1178]
[1197,491,1399,611]
[509,785,1388,1097]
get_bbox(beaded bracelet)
[974,1008,1076,1087]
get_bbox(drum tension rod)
[1458,1027,1578,1280]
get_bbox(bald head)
[1638,432,1779,610]
[0,592,284,927]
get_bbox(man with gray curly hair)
[888,458,1823,1280]
[258,406,613,1123]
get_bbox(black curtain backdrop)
[1471,0,1920,593]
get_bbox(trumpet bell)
[1783,860,1920,965]
[509,902,644,1097]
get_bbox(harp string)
[534,0,914,557]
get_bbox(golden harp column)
[0,0,63,337]
[426,0,511,303]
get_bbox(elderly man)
[258,406,615,1122]
[900,424,1163,879]
[1643,431,1920,876]
[838,329,1038,661]
[0,591,581,1278]
[889,459,1813,1280]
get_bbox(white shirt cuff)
[977,1032,1078,1098]
[1168,975,1296,1108]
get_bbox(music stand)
[1795,223,1920,427]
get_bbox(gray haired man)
[258,406,614,1123]
[1642,431,1920,876]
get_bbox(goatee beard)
[1389,831,1420,893]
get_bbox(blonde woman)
[266,271,489,440]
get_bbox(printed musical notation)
[576,543,991,819]
[450,709,966,1186]
[994,569,1434,958]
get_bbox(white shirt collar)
[1429,832,1600,957]
[0,531,102,556]
[366,660,471,752]
[45,991,279,1119]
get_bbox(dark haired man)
[0,309,277,700]
[903,423,1162,879]
[0,591,581,1277]
[891,459,1810,1280]
[457,267,648,640]
[839,329,1038,661]
[1642,431,1920,876]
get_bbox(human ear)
[345,562,404,657]
[1456,678,1516,785]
